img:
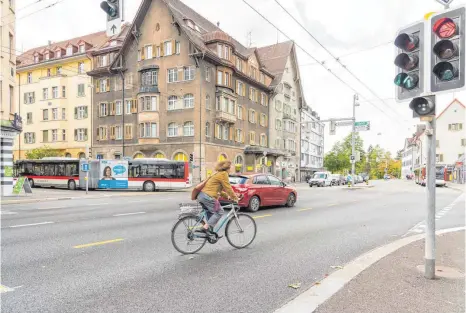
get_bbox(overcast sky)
[14,0,466,154]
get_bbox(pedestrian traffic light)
[430,7,465,93]
[189,153,194,163]
[100,0,120,21]
[394,22,425,102]
[408,95,436,118]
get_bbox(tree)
[395,149,403,161]
[324,132,365,174]
[26,146,63,159]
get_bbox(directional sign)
[355,121,370,132]
[336,121,353,126]
[81,163,89,172]
[106,16,121,37]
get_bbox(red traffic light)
[433,18,457,38]
[395,33,419,52]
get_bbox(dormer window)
[34,55,39,63]
[79,44,85,53]
[45,52,50,60]
[110,40,117,47]
[66,46,73,56]
[56,50,61,58]
[217,44,230,60]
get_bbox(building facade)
[257,41,301,181]
[0,0,21,196]
[90,0,275,182]
[13,31,110,159]
[435,99,465,165]
[300,106,324,181]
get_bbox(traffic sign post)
[81,162,90,194]
[354,121,371,131]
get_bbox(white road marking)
[9,221,54,228]
[0,211,17,215]
[38,207,64,210]
[88,203,110,206]
[112,212,146,217]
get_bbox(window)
[225,72,230,86]
[24,132,35,144]
[24,92,35,104]
[27,72,32,83]
[79,45,85,53]
[115,125,123,140]
[75,128,87,141]
[462,139,466,146]
[56,50,61,58]
[250,66,257,79]
[249,131,256,145]
[260,73,265,84]
[141,70,158,85]
[183,121,194,136]
[145,45,153,59]
[436,154,444,162]
[77,84,85,97]
[45,52,50,60]
[183,94,194,108]
[168,96,177,110]
[155,45,161,58]
[215,124,221,139]
[98,126,108,140]
[43,130,49,143]
[168,68,178,82]
[52,87,58,98]
[260,134,267,147]
[66,46,73,56]
[205,122,211,137]
[78,62,85,74]
[249,109,256,123]
[275,138,281,149]
[52,129,58,142]
[236,80,244,95]
[27,113,32,124]
[52,108,58,120]
[62,86,66,98]
[237,105,243,120]
[43,88,48,100]
[217,71,223,84]
[76,106,87,119]
[184,66,195,81]
[168,123,178,137]
[236,58,243,71]
[43,109,48,121]
[448,123,463,131]
[139,122,158,138]
[205,95,211,110]
[223,125,229,140]
[217,44,223,57]
[436,140,440,148]
[236,129,243,142]
[224,46,230,60]
[175,41,181,54]
[260,114,267,126]
[174,153,188,161]
[229,100,236,115]
[276,119,282,130]
[205,67,211,82]
[125,124,133,139]
[115,101,122,115]
[100,102,108,117]
[56,66,62,75]
[164,41,172,56]
[8,32,13,61]
[141,96,157,111]
[99,55,108,67]
[222,97,229,112]
[261,93,267,106]
[100,78,108,92]
[125,100,132,114]
[34,55,39,63]
[47,68,51,77]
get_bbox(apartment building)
[0,0,21,196]
[435,99,465,165]
[300,106,324,181]
[13,30,110,159]
[257,41,302,181]
[90,0,274,182]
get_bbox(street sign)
[107,18,121,37]
[81,163,89,172]
[350,155,355,161]
[355,121,370,131]
[336,121,353,126]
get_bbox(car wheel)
[247,196,260,212]
[143,181,155,192]
[68,180,76,190]
[286,193,296,207]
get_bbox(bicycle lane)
[2,188,461,312]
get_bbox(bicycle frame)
[189,202,243,237]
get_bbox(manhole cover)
[416,265,464,279]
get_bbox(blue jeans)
[198,192,224,226]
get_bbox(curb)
[446,184,465,192]
[274,226,466,313]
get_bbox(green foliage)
[25,146,63,159]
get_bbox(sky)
[12,0,466,154]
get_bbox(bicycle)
[171,201,257,254]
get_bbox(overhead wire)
[3,0,70,27]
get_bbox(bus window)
[44,164,55,176]
[65,163,78,176]
[33,164,43,176]
[57,163,65,176]
[129,164,141,178]
[175,164,185,179]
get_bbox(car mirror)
[281,182,286,187]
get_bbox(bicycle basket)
[178,202,203,217]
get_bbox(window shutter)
[160,42,164,56]
[84,129,88,141]
[131,99,137,113]
[141,47,145,60]
[265,115,268,127]
[106,79,110,92]
[74,129,78,141]
[32,133,36,143]
[460,124,463,130]
[215,125,219,138]
[96,127,100,141]
[74,108,78,119]
[229,127,234,141]
[96,81,100,93]
[84,106,88,118]
[172,40,176,53]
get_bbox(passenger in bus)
[101,166,115,180]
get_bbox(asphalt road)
[1,180,464,313]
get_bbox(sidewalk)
[315,231,464,313]
[447,181,465,192]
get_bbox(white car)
[420,178,446,187]
[309,172,332,187]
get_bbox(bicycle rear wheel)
[225,213,257,249]
[171,216,207,254]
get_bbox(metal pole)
[85,145,89,195]
[351,94,357,175]
[18,73,21,160]
[199,59,202,183]
[425,118,436,279]
[120,71,125,158]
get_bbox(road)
[1,180,464,313]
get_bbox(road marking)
[113,212,146,217]
[327,203,338,207]
[297,208,313,212]
[10,221,54,228]
[0,285,15,293]
[0,211,17,215]
[73,238,124,249]
[253,214,272,219]
[38,207,64,210]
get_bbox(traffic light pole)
[351,94,358,175]
[425,118,436,279]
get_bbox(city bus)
[14,158,191,191]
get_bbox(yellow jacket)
[201,171,237,200]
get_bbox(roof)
[437,98,465,120]
[17,29,110,68]
[257,41,294,87]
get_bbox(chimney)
[217,21,220,27]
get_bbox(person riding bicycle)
[197,160,238,235]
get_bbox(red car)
[221,173,298,212]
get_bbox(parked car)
[383,174,390,180]
[330,174,345,186]
[309,172,332,187]
[221,173,298,212]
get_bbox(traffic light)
[430,7,465,93]
[408,95,436,118]
[329,121,336,135]
[394,22,425,101]
[100,0,120,21]
[189,153,194,163]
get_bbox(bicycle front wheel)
[225,213,257,249]
[171,216,207,254]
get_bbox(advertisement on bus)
[98,160,128,189]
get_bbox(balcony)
[283,112,296,121]
[216,111,236,124]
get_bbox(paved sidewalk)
[315,231,465,313]
[447,182,465,192]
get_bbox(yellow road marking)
[0,285,14,293]
[297,208,313,212]
[327,203,338,207]
[73,238,124,249]
[253,214,272,219]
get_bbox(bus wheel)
[143,181,155,192]
[28,179,34,188]
[68,180,77,190]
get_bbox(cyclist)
[197,160,238,235]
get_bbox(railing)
[216,111,236,123]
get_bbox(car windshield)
[314,174,326,179]
[229,176,248,184]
